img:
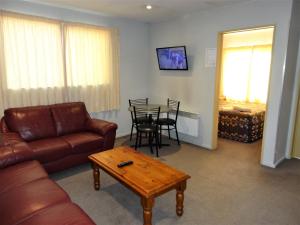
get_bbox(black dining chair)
[133,105,161,157]
[158,99,180,146]
[129,98,149,141]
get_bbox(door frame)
[211,25,276,165]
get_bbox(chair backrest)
[129,98,149,122]
[167,98,180,122]
[129,98,149,106]
[133,106,160,128]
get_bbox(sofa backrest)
[4,106,57,141]
[50,102,90,136]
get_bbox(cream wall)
[291,95,300,158]
[148,0,293,167]
[0,0,151,137]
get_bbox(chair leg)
[130,124,134,141]
[149,132,153,154]
[167,125,171,139]
[159,125,162,148]
[139,132,142,147]
[175,125,180,145]
[135,131,139,149]
[155,132,159,157]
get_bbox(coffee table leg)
[92,163,100,190]
[141,197,154,225]
[176,181,187,216]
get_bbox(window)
[2,14,64,90]
[220,28,274,104]
[65,24,109,87]
[221,45,272,104]
[0,11,120,113]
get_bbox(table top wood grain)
[89,146,190,198]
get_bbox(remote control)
[117,160,133,168]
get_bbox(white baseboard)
[169,131,212,150]
[262,156,286,168]
[285,154,292,159]
[261,161,276,168]
[117,130,212,150]
[274,156,286,167]
[116,132,131,138]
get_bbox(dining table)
[128,104,172,147]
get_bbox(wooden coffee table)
[88,146,190,225]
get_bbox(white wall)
[0,0,150,137]
[148,0,293,167]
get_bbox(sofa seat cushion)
[62,132,104,154]
[28,138,71,163]
[0,178,70,225]
[0,160,47,194]
[18,202,95,225]
[51,102,90,136]
[4,106,57,141]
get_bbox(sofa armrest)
[87,119,118,136]
[86,119,118,150]
[1,132,24,146]
[0,142,34,169]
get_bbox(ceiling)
[25,0,257,23]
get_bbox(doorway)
[213,26,275,163]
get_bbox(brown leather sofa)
[0,102,118,225]
[0,102,118,173]
[0,159,95,225]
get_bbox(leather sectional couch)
[0,102,118,225]
[0,102,118,173]
[0,160,96,225]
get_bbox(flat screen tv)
[156,46,188,70]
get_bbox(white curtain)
[0,11,119,114]
[64,24,120,112]
[0,12,66,111]
[220,45,272,104]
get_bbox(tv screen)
[156,46,188,70]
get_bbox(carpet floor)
[51,137,300,225]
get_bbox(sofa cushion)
[62,132,104,154]
[0,142,34,169]
[0,160,47,194]
[28,138,71,163]
[4,106,56,141]
[51,102,90,136]
[0,178,70,225]
[18,202,95,225]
